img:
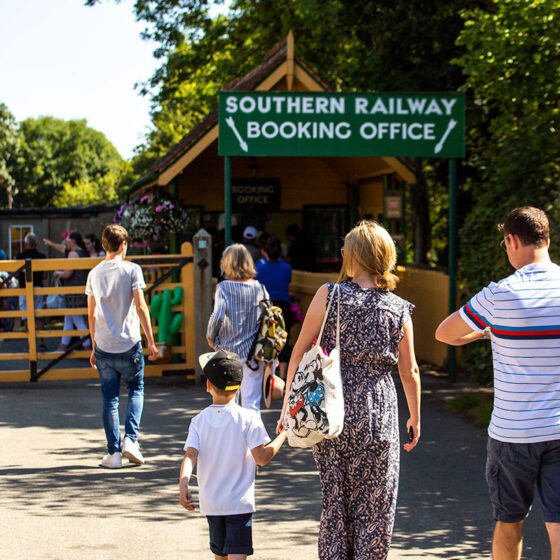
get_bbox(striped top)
[460,262,560,443]
[207,280,268,359]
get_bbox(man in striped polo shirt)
[436,207,560,560]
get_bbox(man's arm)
[132,288,159,361]
[251,431,287,467]
[435,310,485,346]
[179,447,198,511]
[87,295,96,368]
[43,239,65,255]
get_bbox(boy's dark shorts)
[486,436,560,523]
[207,512,253,556]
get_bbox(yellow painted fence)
[0,243,195,382]
[290,266,450,367]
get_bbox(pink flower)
[169,204,175,209]
[140,195,150,203]
[155,205,165,212]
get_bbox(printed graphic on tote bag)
[287,354,328,438]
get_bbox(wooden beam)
[294,63,326,92]
[381,157,417,184]
[287,31,295,91]
[159,125,219,186]
[256,62,289,91]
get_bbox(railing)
[289,265,451,367]
[0,242,195,382]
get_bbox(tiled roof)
[131,35,330,190]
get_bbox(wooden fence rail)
[0,242,195,382]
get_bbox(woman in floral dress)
[278,220,421,560]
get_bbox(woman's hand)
[403,418,420,452]
[276,403,287,434]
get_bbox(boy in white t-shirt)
[180,350,287,559]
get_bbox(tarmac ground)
[0,371,551,559]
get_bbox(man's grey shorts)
[486,436,560,523]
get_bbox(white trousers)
[239,361,265,413]
[61,314,91,347]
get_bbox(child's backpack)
[247,285,288,369]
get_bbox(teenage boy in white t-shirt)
[180,350,287,559]
[86,224,158,469]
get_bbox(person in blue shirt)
[255,235,292,379]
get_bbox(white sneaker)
[122,437,144,465]
[100,452,122,469]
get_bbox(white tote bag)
[283,283,345,448]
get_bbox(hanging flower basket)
[113,195,191,252]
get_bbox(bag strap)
[317,283,340,347]
[245,283,269,370]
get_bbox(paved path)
[0,374,550,559]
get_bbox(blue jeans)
[95,342,145,454]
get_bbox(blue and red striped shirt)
[460,262,560,443]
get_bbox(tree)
[12,117,127,208]
[454,0,560,382]
[88,0,489,264]
[0,103,22,209]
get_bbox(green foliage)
[446,392,493,428]
[455,0,560,379]
[11,116,127,208]
[0,103,23,208]
[102,0,487,185]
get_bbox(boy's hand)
[179,480,195,511]
[147,342,159,361]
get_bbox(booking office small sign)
[218,91,465,158]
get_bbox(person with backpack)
[206,244,270,412]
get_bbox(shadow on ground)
[0,374,551,558]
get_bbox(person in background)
[285,223,317,272]
[242,226,261,264]
[255,235,293,380]
[84,233,105,258]
[53,231,91,352]
[206,244,269,413]
[256,231,271,267]
[278,220,421,560]
[0,249,6,260]
[16,233,47,350]
[43,231,72,256]
[0,251,18,333]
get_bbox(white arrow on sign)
[225,117,248,153]
[434,118,457,154]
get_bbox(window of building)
[9,225,33,259]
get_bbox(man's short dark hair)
[102,224,129,253]
[499,206,549,248]
[265,235,282,261]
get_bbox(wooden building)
[130,33,416,268]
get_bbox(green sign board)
[218,91,465,158]
[231,178,280,213]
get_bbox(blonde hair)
[220,244,256,280]
[337,220,399,291]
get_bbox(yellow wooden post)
[181,242,195,372]
[25,259,38,381]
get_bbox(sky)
[0,0,160,160]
